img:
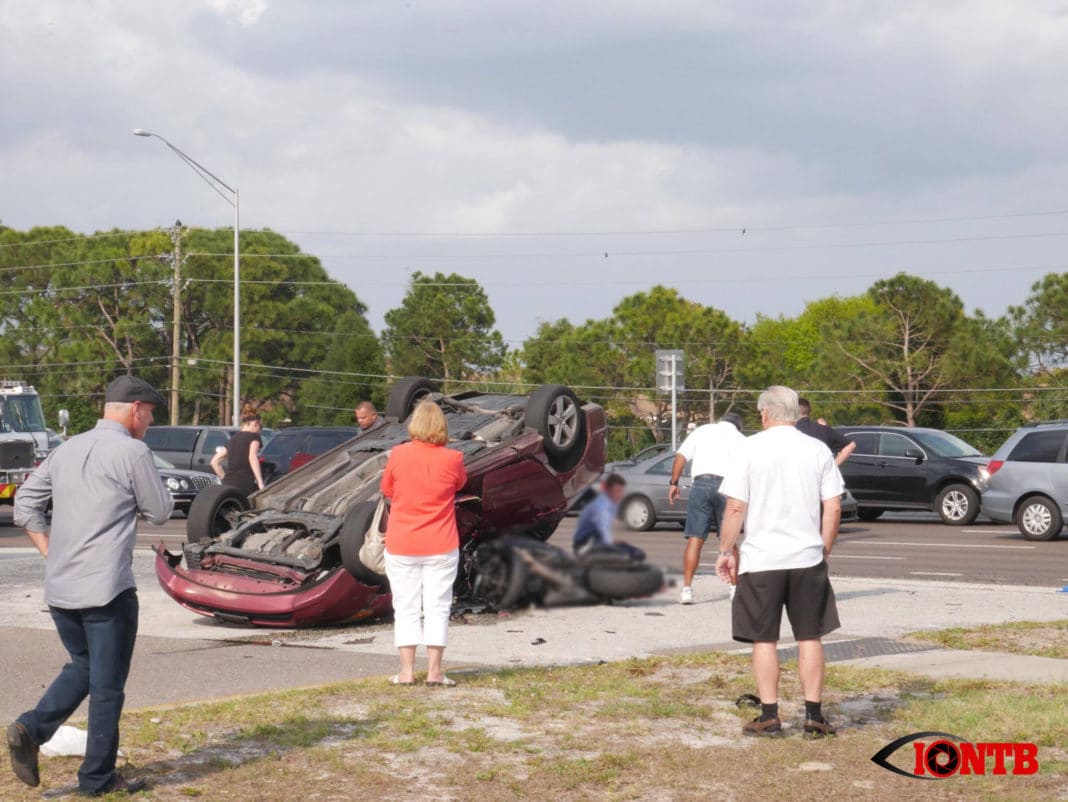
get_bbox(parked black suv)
[837,426,990,525]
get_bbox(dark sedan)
[838,426,989,525]
[155,380,606,627]
[153,454,218,515]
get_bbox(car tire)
[384,377,440,421]
[339,502,390,588]
[526,384,587,472]
[856,508,884,522]
[1015,496,1063,541]
[473,543,529,610]
[186,484,249,544]
[586,564,664,599]
[936,484,980,526]
[621,495,656,531]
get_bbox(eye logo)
[872,732,1040,779]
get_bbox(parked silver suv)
[981,421,1068,541]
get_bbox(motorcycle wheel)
[586,564,663,599]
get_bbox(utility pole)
[169,220,183,426]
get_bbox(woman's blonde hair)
[407,399,449,446]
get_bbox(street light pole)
[133,128,241,425]
[170,220,183,426]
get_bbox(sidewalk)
[2,550,1065,721]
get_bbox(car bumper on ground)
[154,545,392,627]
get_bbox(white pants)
[384,549,459,648]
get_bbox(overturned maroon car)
[154,379,613,627]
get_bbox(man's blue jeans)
[17,588,139,794]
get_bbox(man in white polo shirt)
[716,386,843,738]
[668,412,745,604]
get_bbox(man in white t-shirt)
[667,412,746,604]
[716,386,843,738]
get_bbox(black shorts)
[732,561,840,643]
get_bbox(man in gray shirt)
[7,376,173,796]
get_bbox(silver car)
[608,451,857,531]
[981,422,1068,541]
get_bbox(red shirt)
[381,441,467,556]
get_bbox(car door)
[196,429,231,470]
[876,433,929,504]
[644,454,690,520]
[840,432,881,501]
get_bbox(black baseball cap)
[105,375,166,407]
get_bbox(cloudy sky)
[3,1,1068,344]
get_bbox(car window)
[201,430,229,454]
[260,432,307,468]
[145,427,198,451]
[645,455,690,477]
[879,433,917,458]
[910,430,982,458]
[845,432,878,455]
[1008,430,1067,463]
[306,430,357,454]
[647,456,674,475]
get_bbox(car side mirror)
[904,447,924,463]
[58,409,70,434]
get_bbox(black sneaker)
[742,715,783,737]
[6,722,39,788]
[81,773,148,797]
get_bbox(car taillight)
[987,460,1004,475]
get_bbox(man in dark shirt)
[796,398,855,466]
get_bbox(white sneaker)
[680,586,694,605]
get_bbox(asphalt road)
[1,507,1065,587]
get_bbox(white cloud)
[207,0,267,27]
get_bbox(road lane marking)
[910,571,964,577]
[832,555,904,561]
[961,529,1014,534]
[855,541,1034,550]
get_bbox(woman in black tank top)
[210,415,265,496]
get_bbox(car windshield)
[910,430,982,458]
[153,454,176,470]
[0,396,47,433]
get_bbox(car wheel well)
[1013,492,1058,518]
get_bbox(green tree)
[383,272,505,385]
[1011,272,1068,372]
[521,286,745,451]
[833,273,968,426]
[296,312,386,424]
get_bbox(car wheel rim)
[942,490,969,521]
[625,501,649,529]
[1022,503,1051,535]
[547,395,579,448]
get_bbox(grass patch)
[909,619,1068,660]
[1,651,1064,801]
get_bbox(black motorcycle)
[471,534,664,610]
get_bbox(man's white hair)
[757,385,799,424]
[103,401,133,415]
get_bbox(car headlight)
[164,477,181,491]
[975,467,990,491]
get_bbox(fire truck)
[0,382,56,503]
